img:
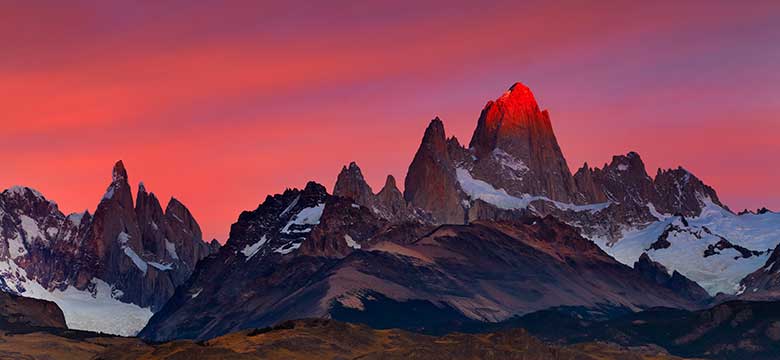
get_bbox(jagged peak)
[138,181,146,193]
[383,174,397,190]
[165,196,187,214]
[3,185,45,200]
[2,186,58,208]
[338,161,365,178]
[419,117,449,150]
[304,181,328,194]
[469,82,557,159]
[576,162,591,173]
[112,160,128,183]
[424,117,445,137]
[606,151,648,175]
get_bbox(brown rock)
[468,83,579,203]
[404,118,465,224]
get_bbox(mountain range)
[0,162,217,335]
[1,82,779,360]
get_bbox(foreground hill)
[0,318,689,360]
[502,300,780,360]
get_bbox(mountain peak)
[383,174,397,190]
[469,82,550,158]
[467,82,578,202]
[497,82,539,109]
[333,162,373,204]
[112,160,128,183]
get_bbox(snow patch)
[0,260,152,336]
[492,148,529,179]
[190,288,202,299]
[617,164,629,171]
[165,239,179,260]
[592,198,780,295]
[7,232,27,259]
[102,185,116,201]
[46,227,59,238]
[279,195,301,218]
[274,242,301,255]
[281,203,325,234]
[344,235,361,249]
[456,168,609,213]
[118,232,147,275]
[241,235,268,260]
[123,247,148,274]
[148,262,172,271]
[647,203,670,221]
[19,215,44,242]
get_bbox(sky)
[1,0,778,242]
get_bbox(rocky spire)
[467,83,579,203]
[135,183,167,256]
[377,175,407,220]
[404,118,464,224]
[333,162,374,206]
[333,162,411,222]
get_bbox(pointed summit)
[382,174,397,191]
[496,82,541,111]
[420,117,449,156]
[112,160,128,183]
[467,83,579,203]
[469,82,550,158]
[404,117,464,224]
[333,162,374,206]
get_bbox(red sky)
[2,1,779,242]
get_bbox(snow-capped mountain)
[6,82,775,342]
[594,203,779,295]
[400,83,779,297]
[138,82,779,341]
[0,161,216,335]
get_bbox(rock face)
[0,291,66,329]
[739,243,780,300]
[0,161,215,335]
[633,253,710,303]
[653,167,727,216]
[404,118,465,224]
[575,152,655,206]
[333,163,412,223]
[469,82,579,203]
[78,161,214,310]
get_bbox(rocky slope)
[0,161,215,335]
[738,239,780,299]
[140,176,708,341]
[0,290,66,329]
[511,300,780,360]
